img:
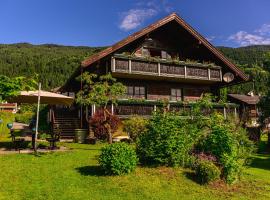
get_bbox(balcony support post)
[158,63,160,76]
[111,57,115,72]
[220,69,222,81]
[223,107,227,119]
[91,104,96,117]
[111,104,114,115]
[208,68,211,80]
[234,107,237,119]
[128,59,132,73]
[184,66,187,78]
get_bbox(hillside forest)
[0,43,269,95]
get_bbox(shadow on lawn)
[184,171,202,184]
[0,141,30,150]
[250,154,270,170]
[76,165,105,176]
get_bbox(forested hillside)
[219,45,270,95]
[0,43,104,90]
[0,43,269,94]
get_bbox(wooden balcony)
[111,54,222,82]
[105,100,238,119]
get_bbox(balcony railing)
[92,100,238,119]
[111,54,222,82]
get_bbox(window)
[126,86,146,99]
[171,88,182,101]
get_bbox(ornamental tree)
[76,72,126,143]
[0,75,37,102]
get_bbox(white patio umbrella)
[9,83,74,151]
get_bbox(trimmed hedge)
[99,142,138,175]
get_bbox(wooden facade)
[56,13,249,137]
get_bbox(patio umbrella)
[9,83,74,151]
[11,90,74,105]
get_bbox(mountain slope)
[0,43,269,94]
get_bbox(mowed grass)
[0,142,270,200]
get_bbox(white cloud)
[228,30,270,46]
[119,9,157,31]
[119,0,174,31]
[255,24,270,36]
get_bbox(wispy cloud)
[206,36,216,42]
[255,24,270,36]
[119,0,174,31]
[119,9,157,31]
[228,24,270,46]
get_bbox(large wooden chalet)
[54,13,249,138]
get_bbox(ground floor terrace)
[50,100,239,138]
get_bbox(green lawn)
[0,142,270,200]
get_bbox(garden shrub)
[123,116,148,141]
[90,109,120,140]
[198,113,255,184]
[99,142,138,175]
[195,160,221,184]
[15,112,33,124]
[136,111,203,167]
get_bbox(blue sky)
[0,0,270,47]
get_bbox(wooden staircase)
[52,108,81,139]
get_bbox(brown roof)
[228,94,260,105]
[81,12,249,81]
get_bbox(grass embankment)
[0,141,269,200]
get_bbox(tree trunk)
[105,123,112,144]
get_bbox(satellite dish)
[223,72,234,83]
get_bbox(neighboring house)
[228,93,260,127]
[0,103,17,113]
[54,13,249,138]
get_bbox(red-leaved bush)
[90,109,120,140]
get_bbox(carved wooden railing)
[111,55,222,81]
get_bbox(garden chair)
[10,130,25,151]
[46,126,61,150]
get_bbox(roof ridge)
[74,12,248,85]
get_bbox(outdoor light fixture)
[7,123,13,129]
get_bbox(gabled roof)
[82,12,249,81]
[228,94,260,105]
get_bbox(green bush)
[195,160,221,184]
[99,142,138,175]
[199,113,255,184]
[15,112,33,124]
[136,111,202,167]
[123,116,148,141]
